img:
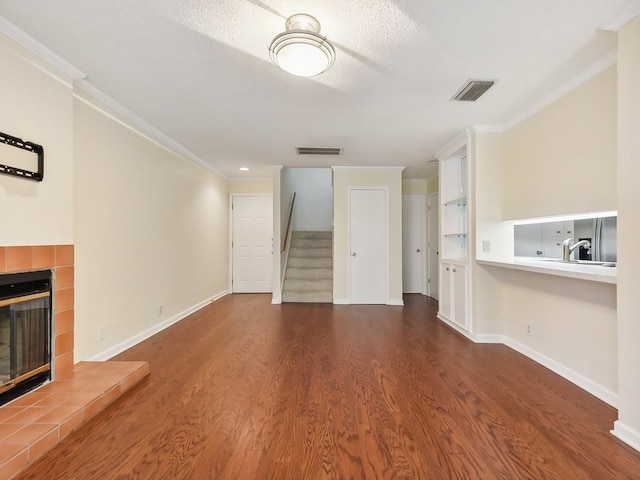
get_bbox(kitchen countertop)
[476,257,617,284]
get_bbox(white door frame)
[347,186,389,304]
[228,194,273,293]
[427,192,439,299]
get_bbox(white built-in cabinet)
[436,133,471,332]
[514,221,574,258]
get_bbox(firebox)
[0,270,52,406]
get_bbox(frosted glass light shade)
[269,14,335,77]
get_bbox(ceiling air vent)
[296,146,342,156]
[450,79,495,102]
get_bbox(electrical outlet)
[157,304,163,316]
[97,325,106,342]
[526,325,532,337]
[482,240,491,253]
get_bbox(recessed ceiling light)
[239,167,250,172]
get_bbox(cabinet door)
[439,263,452,320]
[452,265,467,328]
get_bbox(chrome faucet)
[562,238,590,262]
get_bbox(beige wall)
[73,95,229,360]
[472,71,619,403]
[0,37,74,245]
[503,67,617,220]
[333,167,404,304]
[615,16,640,446]
[228,180,272,194]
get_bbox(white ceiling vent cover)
[450,80,495,102]
[296,146,342,155]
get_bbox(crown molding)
[74,79,228,180]
[600,0,640,31]
[433,129,471,161]
[0,15,86,80]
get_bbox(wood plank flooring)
[14,294,640,479]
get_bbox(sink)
[538,259,616,267]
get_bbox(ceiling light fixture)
[239,167,250,172]
[269,14,335,77]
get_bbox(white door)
[232,196,273,292]
[349,188,387,304]
[428,193,439,300]
[402,195,425,293]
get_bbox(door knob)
[416,248,421,253]
[352,252,357,257]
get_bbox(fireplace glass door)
[0,292,51,395]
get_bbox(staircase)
[283,231,333,303]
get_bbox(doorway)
[402,195,425,293]
[349,188,388,304]
[231,195,273,293]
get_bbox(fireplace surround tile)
[6,247,32,272]
[32,246,55,270]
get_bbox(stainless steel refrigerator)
[574,216,617,262]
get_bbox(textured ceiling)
[0,0,630,179]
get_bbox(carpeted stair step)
[282,290,333,303]
[283,278,333,291]
[287,257,332,268]
[290,238,332,249]
[292,231,332,240]
[285,267,332,280]
[289,247,332,258]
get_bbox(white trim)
[387,299,404,306]
[333,298,349,305]
[473,334,505,344]
[271,298,282,305]
[437,313,476,341]
[73,82,227,180]
[611,421,640,452]
[87,291,229,361]
[503,336,618,407]
[503,50,618,130]
[434,130,470,161]
[427,192,439,299]
[0,15,86,80]
[600,1,640,31]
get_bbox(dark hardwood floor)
[15,294,640,479]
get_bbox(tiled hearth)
[0,245,150,479]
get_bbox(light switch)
[482,240,490,253]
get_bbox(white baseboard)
[88,290,229,361]
[333,298,349,305]
[611,420,640,453]
[387,299,404,306]
[436,314,476,342]
[473,334,505,344]
[503,337,618,407]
